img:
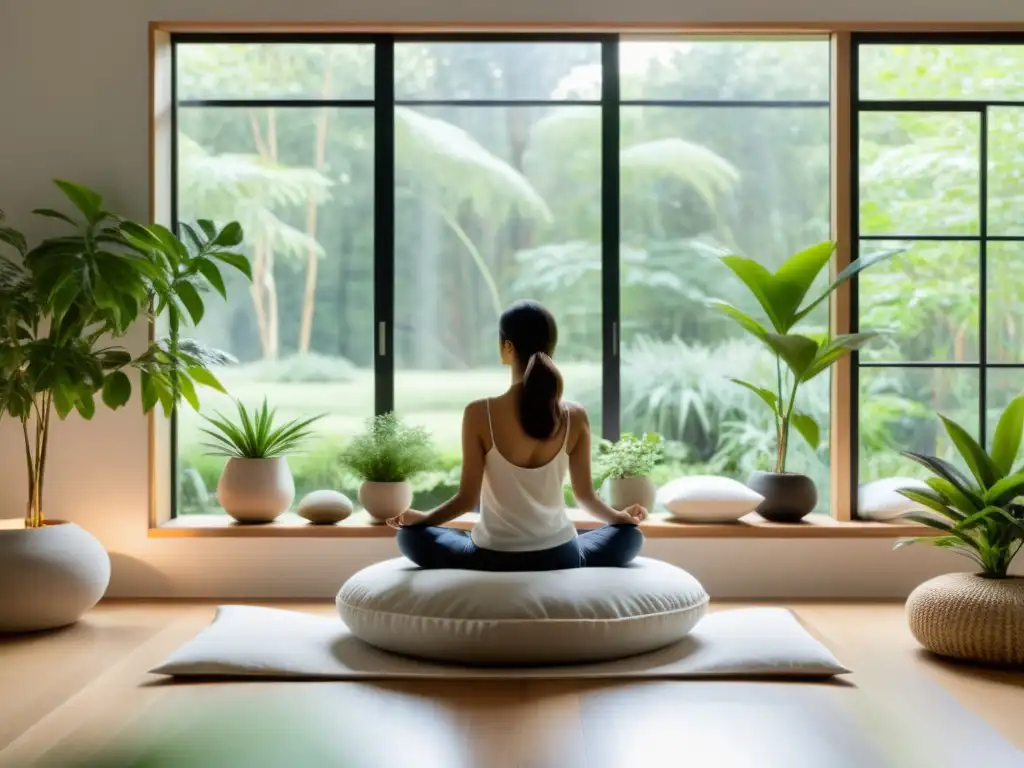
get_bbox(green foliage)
[714,240,896,473]
[340,412,438,483]
[895,395,1024,577]
[598,432,664,480]
[200,398,323,459]
[236,353,357,384]
[0,180,250,526]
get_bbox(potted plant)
[0,181,249,632]
[598,432,663,513]
[340,413,437,522]
[895,396,1024,666]
[200,398,323,523]
[713,240,896,522]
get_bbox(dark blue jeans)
[395,524,644,571]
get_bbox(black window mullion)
[601,36,620,441]
[979,107,989,447]
[374,38,395,415]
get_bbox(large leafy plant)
[0,181,250,528]
[713,240,896,473]
[201,399,323,459]
[340,412,438,483]
[895,396,1024,578]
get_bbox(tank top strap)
[485,399,496,445]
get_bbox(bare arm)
[414,402,486,527]
[568,407,638,524]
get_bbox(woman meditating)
[388,300,646,571]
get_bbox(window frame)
[849,32,1024,507]
[163,30,840,522]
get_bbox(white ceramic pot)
[608,476,656,513]
[0,519,111,633]
[359,481,413,522]
[216,457,295,524]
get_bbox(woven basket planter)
[906,573,1024,667]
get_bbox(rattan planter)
[906,573,1024,667]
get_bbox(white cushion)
[657,476,763,523]
[335,557,709,664]
[151,605,848,679]
[858,477,930,521]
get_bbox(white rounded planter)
[0,520,111,633]
[608,476,656,513]
[216,457,296,524]
[359,481,413,522]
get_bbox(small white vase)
[359,481,413,522]
[216,457,295,523]
[0,520,111,633]
[608,475,656,513]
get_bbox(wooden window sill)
[151,511,936,539]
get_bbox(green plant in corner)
[0,181,251,529]
[597,433,664,482]
[200,399,324,459]
[340,412,438,483]
[894,395,1024,578]
[712,240,898,472]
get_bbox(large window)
[853,35,1024,489]
[172,34,834,517]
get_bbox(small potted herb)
[598,433,663,513]
[201,399,323,523]
[341,413,437,522]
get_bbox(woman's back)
[470,393,578,552]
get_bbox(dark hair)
[499,300,563,440]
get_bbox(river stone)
[297,491,353,525]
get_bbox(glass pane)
[395,42,602,101]
[393,104,601,508]
[860,44,1024,101]
[177,43,374,100]
[859,240,979,364]
[986,368,1024,450]
[988,242,1024,363]
[988,108,1024,237]
[620,39,830,101]
[618,103,830,506]
[175,106,375,515]
[859,112,980,236]
[859,367,979,483]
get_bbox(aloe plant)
[895,396,1024,578]
[713,240,897,472]
[200,398,324,459]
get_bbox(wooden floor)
[1,602,1022,767]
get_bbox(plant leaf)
[772,240,836,331]
[175,281,205,325]
[800,332,879,382]
[708,301,771,341]
[790,412,820,450]
[213,222,243,248]
[763,333,820,379]
[902,450,985,509]
[54,180,103,224]
[991,394,1024,477]
[729,378,779,414]
[196,258,226,299]
[188,366,227,393]
[939,415,999,489]
[719,256,786,331]
[795,247,903,323]
[32,208,77,226]
[209,250,252,280]
[102,371,132,409]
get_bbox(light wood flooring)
[0,602,1021,767]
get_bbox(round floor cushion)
[336,557,709,665]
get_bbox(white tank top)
[470,400,578,552]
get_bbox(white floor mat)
[152,606,849,680]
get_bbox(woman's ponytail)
[520,352,563,440]
[498,301,563,440]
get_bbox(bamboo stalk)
[22,418,34,528]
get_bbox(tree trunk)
[298,58,334,354]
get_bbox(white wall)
[1,0,1017,598]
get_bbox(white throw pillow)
[657,476,764,523]
[858,477,931,521]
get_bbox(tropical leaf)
[902,451,984,509]
[939,415,999,489]
[771,241,836,330]
[729,378,779,415]
[763,333,820,379]
[800,332,879,382]
[719,256,786,331]
[790,412,820,450]
[795,247,903,323]
[991,393,1024,477]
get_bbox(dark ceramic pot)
[747,471,818,523]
